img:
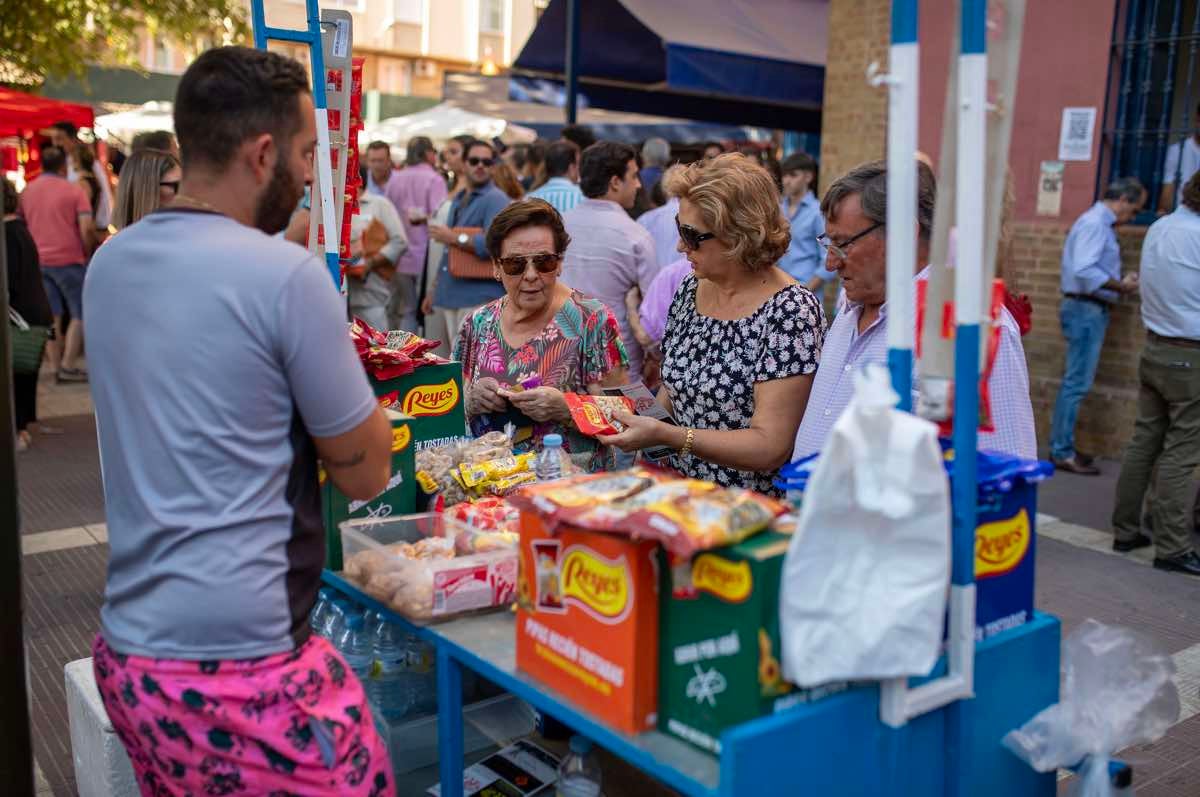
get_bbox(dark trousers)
[13,371,38,431]
[1112,339,1200,557]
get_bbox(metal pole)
[0,213,36,796]
[564,0,580,125]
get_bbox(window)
[153,37,173,72]
[480,0,504,33]
[1102,0,1200,218]
[393,0,422,24]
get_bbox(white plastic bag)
[1003,619,1180,797]
[779,363,950,687]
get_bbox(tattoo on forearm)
[325,450,366,469]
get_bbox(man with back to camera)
[526,139,584,215]
[1157,102,1200,215]
[83,46,395,796]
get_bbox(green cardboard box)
[321,410,417,568]
[370,362,468,452]
[658,532,846,754]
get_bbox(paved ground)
[14,382,1200,795]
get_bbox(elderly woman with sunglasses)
[599,154,826,495]
[454,199,629,471]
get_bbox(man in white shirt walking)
[1112,170,1200,577]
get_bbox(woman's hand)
[502,386,568,424]
[468,377,508,416]
[596,409,678,453]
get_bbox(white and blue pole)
[885,0,919,412]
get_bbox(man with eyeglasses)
[791,159,1036,463]
[428,139,512,343]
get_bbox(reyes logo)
[391,424,411,452]
[559,547,631,624]
[403,379,459,417]
[691,555,752,603]
[975,508,1031,578]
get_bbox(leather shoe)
[1051,456,1101,476]
[1113,533,1152,553]
[1076,451,1096,467]
[1153,551,1200,577]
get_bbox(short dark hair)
[131,130,175,152]
[486,198,571,259]
[366,140,391,155]
[52,121,78,139]
[40,146,67,175]
[579,141,636,199]
[508,142,531,170]
[781,152,817,176]
[821,159,937,242]
[1102,176,1146,203]
[450,134,475,152]
[543,140,580,179]
[560,123,596,151]
[465,139,496,159]
[406,136,435,166]
[702,141,724,154]
[174,46,310,171]
[1181,170,1200,213]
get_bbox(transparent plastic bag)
[1003,619,1180,797]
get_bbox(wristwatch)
[456,232,470,247]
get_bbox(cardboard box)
[371,362,467,453]
[515,511,659,735]
[658,531,845,754]
[974,480,1038,642]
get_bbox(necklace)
[171,194,225,215]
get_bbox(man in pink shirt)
[384,136,447,331]
[19,145,98,381]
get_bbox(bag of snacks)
[509,469,660,529]
[564,393,635,437]
[628,488,786,557]
[566,478,716,532]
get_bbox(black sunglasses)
[159,180,180,194]
[675,215,716,251]
[496,252,561,276]
[816,222,884,261]
[467,157,494,167]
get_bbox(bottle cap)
[544,434,563,447]
[568,735,593,755]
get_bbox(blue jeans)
[1049,297,1110,459]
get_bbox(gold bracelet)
[680,428,695,458]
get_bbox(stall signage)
[391,424,412,452]
[976,508,1030,579]
[560,547,631,623]
[691,555,751,603]
[403,379,459,417]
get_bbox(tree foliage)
[0,0,249,82]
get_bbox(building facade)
[822,0,1199,457]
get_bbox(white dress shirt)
[1140,205,1200,340]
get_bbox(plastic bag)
[779,363,950,686]
[1003,619,1180,797]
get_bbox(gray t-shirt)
[84,208,377,660]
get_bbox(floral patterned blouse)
[454,290,629,471]
[661,273,826,495]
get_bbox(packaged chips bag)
[564,393,636,437]
[629,488,786,558]
[567,478,716,532]
[509,469,660,529]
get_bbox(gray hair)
[1102,176,1145,203]
[406,136,435,166]
[641,137,670,168]
[820,159,937,241]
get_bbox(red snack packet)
[509,469,660,531]
[627,488,785,558]
[350,58,364,119]
[564,393,635,437]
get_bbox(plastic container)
[536,433,567,481]
[340,513,518,623]
[557,735,602,797]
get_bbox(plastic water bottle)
[406,632,438,716]
[556,736,602,797]
[322,599,351,642]
[372,615,409,720]
[536,433,566,482]
[337,613,373,685]
[309,588,335,635]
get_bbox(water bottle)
[322,599,351,642]
[536,433,566,482]
[556,735,602,797]
[407,632,438,716]
[337,613,373,686]
[372,615,409,721]
[309,588,335,635]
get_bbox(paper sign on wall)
[1036,160,1064,217]
[1058,107,1097,161]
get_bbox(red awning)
[0,87,94,138]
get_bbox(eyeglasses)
[467,157,494,167]
[496,252,561,276]
[159,180,180,195]
[675,215,716,251]
[815,222,883,261]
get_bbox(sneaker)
[56,367,89,384]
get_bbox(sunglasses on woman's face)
[675,215,716,251]
[467,157,494,167]
[496,252,561,276]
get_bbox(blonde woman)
[599,154,826,495]
[112,149,182,230]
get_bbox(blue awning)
[511,0,827,131]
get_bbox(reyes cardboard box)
[515,511,659,735]
[371,362,467,451]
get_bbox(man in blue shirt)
[1049,177,1145,474]
[778,153,833,297]
[526,139,583,214]
[428,139,511,344]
